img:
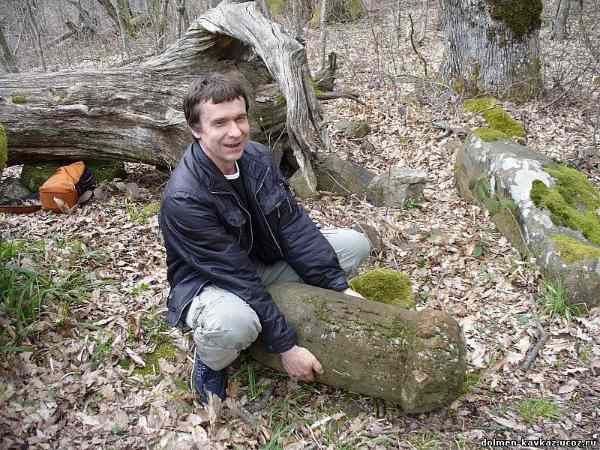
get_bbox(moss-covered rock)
[21,160,127,191]
[350,269,415,309]
[531,165,600,245]
[0,124,7,172]
[482,107,525,138]
[473,127,509,142]
[464,97,497,113]
[551,235,600,263]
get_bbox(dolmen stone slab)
[250,282,466,413]
[455,133,600,307]
[366,167,428,207]
[314,153,375,195]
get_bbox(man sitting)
[160,73,370,404]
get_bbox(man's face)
[191,97,250,174]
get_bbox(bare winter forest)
[1,0,600,449]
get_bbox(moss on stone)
[482,107,525,138]
[531,165,600,245]
[349,269,415,309]
[464,97,497,113]
[487,0,543,40]
[21,160,126,191]
[10,95,26,104]
[551,234,600,263]
[473,127,509,142]
[0,123,7,171]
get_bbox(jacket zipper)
[210,189,254,254]
[255,167,284,258]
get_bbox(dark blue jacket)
[159,141,349,353]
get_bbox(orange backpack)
[39,161,86,211]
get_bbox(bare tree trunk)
[176,0,190,38]
[155,0,171,51]
[394,0,402,47]
[25,0,47,72]
[0,24,19,73]
[112,0,131,58]
[418,0,429,45]
[1,2,327,196]
[440,0,543,101]
[319,0,329,69]
[291,0,304,41]
[551,0,571,40]
[257,0,272,20]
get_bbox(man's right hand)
[280,345,323,382]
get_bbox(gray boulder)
[455,133,600,308]
[0,178,32,205]
[314,153,375,194]
[366,167,427,207]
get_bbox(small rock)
[366,167,428,207]
[0,178,32,205]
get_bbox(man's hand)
[280,345,323,382]
[343,287,364,298]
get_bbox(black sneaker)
[190,348,228,404]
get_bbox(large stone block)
[455,133,600,307]
[250,282,466,413]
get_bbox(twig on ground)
[519,320,549,371]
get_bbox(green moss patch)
[551,235,600,263]
[266,0,284,15]
[10,95,26,104]
[488,0,543,40]
[531,165,600,245]
[473,127,509,142]
[349,269,415,309]
[464,97,497,113]
[0,123,7,171]
[482,107,525,138]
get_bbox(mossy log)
[250,283,466,413]
[0,2,329,195]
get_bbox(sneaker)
[190,348,228,404]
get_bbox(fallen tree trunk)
[1,2,325,194]
[250,283,466,413]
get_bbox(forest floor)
[1,6,600,450]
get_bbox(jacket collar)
[190,140,270,194]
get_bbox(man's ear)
[190,126,202,140]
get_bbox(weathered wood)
[1,1,327,191]
[251,283,466,413]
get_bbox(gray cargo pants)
[185,228,370,370]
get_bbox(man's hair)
[183,73,250,129]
